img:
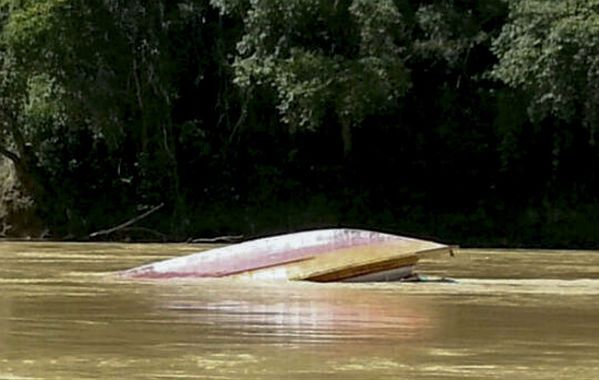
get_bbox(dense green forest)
[1,0,598,247]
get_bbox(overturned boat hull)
[120,229,450,282]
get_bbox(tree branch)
[190,234,244,243]
[89,203,164,238]
[0,144,21,164]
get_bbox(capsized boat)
[120,229,452,282]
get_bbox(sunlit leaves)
[218,0,410,137]
[492,0,599,136]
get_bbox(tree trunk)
[341,121,352,157]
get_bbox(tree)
[0,1,43,197]
[492,0,599,142]
[215,0,411,156]
[0,0,244,236]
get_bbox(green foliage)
[1,1,208,235]
[221,0,410,140]
[4,0,162,145]
[415,2,483,66]
[492,0,599,137]
[0,0,598,246]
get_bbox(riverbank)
[2,199,599,249]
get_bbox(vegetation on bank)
[1,0,598,247]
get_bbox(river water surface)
[1,242,599,379]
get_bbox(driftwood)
[189,234,244,243]
[89,203,164,239]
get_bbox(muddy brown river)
[1,242,599,379]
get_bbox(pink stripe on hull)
[123,237,382,279]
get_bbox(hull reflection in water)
[120,229,451,282]
[158,283,436,346]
